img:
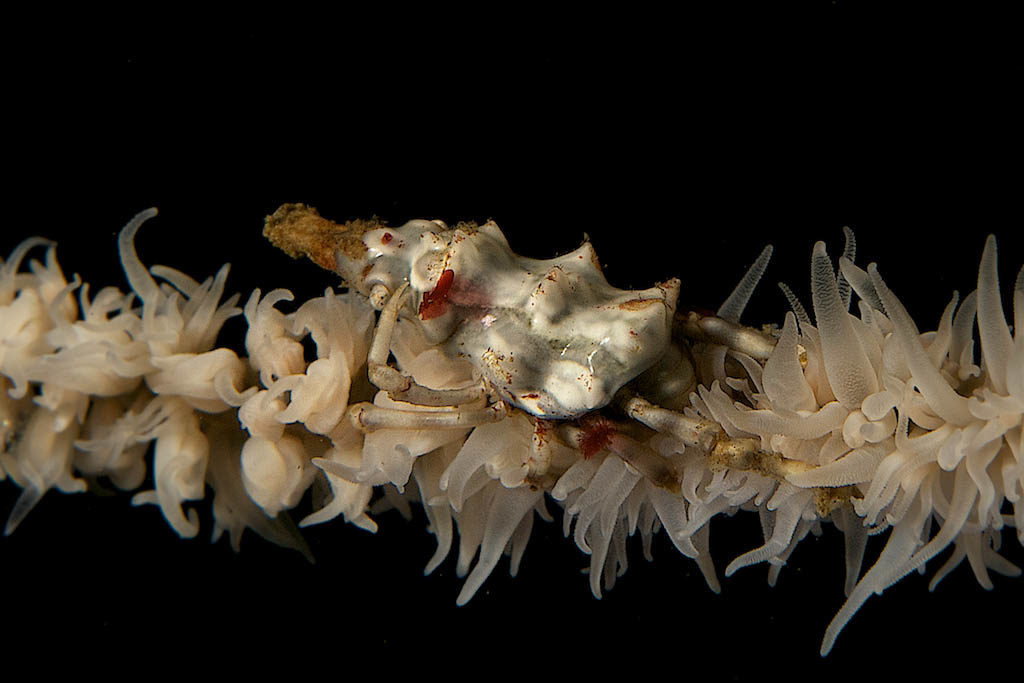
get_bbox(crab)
[263,203,782,493]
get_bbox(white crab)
[263,204,777,490]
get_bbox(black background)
[2,4,1022,679]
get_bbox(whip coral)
[693,233,1023,653]
[0,208,1020,656]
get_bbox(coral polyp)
[0,206,1020,656]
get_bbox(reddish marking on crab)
[448,279,493,308]
[532,417,551,446]
[381,232,393,245]
[419,269,455,320]
[577,415,617,459]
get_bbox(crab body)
[267,205,680,419]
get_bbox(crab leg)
[367,281,487,407]
[674,311,776,360]
[617,392,721,449]
[617,391,812,479]
[348,400,508,433]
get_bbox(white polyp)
[868,263,972,426]
[787,443,887,488]
[243,288,305,386]
[116,208,161,306]
[455,485,542,605]
[131,401,209,538]
[836,226,857,309]
[928,293,959,369]
[725,496,803,577]
[810,241,879,409]
[1015,264,1024,337]
[762,312,817,412]
[977,235,1014,395]
[838,257,885,314]
[241,434,315,518]
[2,406,83,535]
[717,244,773,323]
[777,281,812,327]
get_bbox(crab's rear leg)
[616,391,803,483]
[616,391,721,450]
[367,281,487,407]
[673,311,776,361]
[349,400,509,432]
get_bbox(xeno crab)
[1,204,1021,655]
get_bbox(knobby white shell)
[353,219,680,418]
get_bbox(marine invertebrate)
[0,206,1020,657]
